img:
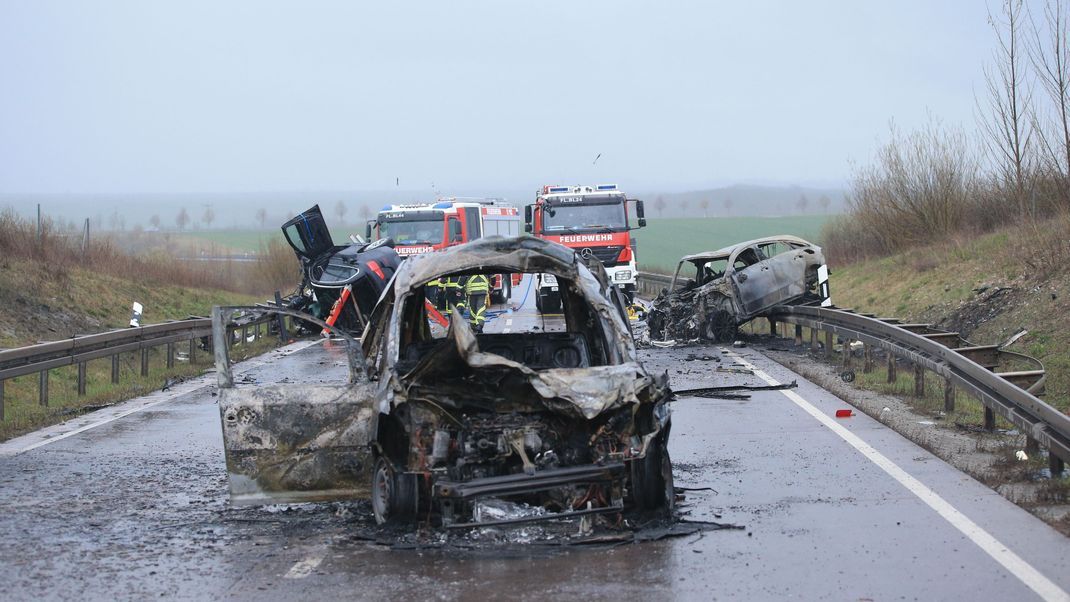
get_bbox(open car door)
[282,204,336,261]
[213,306,377,505]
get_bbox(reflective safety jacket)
[464,274,490,294]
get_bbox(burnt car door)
[755,240,816,308]
[215,307,380,506]
[282,204,335,261]
[729,245,779,316]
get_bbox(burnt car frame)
[648,235,829,341]
[214,236,673,528]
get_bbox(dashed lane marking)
[726,349,1070,602]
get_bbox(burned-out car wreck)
[648,235,829,342]
[215,236,673,529]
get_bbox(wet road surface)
[2,291,1070,600]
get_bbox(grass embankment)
[827,220,1070,416]
[0,259,264,440]
[635,215,830,273]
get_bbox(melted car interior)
[396,269,614,374]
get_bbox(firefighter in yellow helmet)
[462,273,490,333]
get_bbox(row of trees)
[650,194,834,218]
[826,0,1070,263]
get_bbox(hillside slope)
[0,258,257,348]
[829,227,1070,413]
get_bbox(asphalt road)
[2,285,1069,600]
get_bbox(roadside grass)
[827,224,1070,415]
[635,214,832,274]
[0,335,279,441]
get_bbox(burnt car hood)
[402,310,664,420]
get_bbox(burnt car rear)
[648,235,829,341]
[215,236,674,528]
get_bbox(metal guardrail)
[0,311,280,420]
[634,269,1068,475]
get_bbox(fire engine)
[366,199,522,302]
[524,184,646,312]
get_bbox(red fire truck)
[524,184,646,312]
[366,199,522,302]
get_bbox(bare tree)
[334,200,348,224]
[722,197,733,215]
[202,205,215,229]
[653,196,667,217]
[699,198,711,217]
[1031,0,1070,204]
[255,208,268,229]
[176,207,190,231]
[979,0,1036,217]
[679,199,689,216]
[818,194,832,213]
[796,194,810,214]
[149,214,161,229]
[359,204,372,221]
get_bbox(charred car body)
[216,236,674,527]
[280,205,402,334]
[648,235,829,342]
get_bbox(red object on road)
[835,409,854,418]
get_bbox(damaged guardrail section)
[762,305,1070,476]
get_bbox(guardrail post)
[824,330,833,360]
[274,291,289,342]
[1026,436,1040,455]
[810,328,818,352]
[863,346,873,373]
[914,364,925,396]
[111,354,120,384]
[241,325,249,346]
[77,362,87,396]
[983,407,996,431]
[886,353,897,383]
[39,370,48,406]
[255,322,261,340]
[842,339,852,368]
[189,337,196,364]
[166,343,175,369]
[140,348,149,377]
[1050,455,1065,477]
[794,324,802,346]
[944,379,955,412]
[769,319,777,337]
[0,379,4,420]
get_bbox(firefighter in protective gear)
[463,273,490,333]
[426,277,445,310]
[443,276,463,315]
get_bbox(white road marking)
[503,318,513,333]
[726,350,1070,602]
[284,549,326,579]
[0,339,324,457]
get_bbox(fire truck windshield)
[542,198,627,232]
[379,213,444,245]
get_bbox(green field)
[633,215,833,273]
[177,215,834,271]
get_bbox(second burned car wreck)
[215,237,674,529]
[647,235,830,342]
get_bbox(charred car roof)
[678,234,815,263]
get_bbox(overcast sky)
[0,1,997,195]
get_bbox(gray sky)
[0,1,995,195]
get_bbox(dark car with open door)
[281,205,402,334]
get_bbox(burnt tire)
[703,309,737,342]
[371,456,414,525]
[631,437,675,513]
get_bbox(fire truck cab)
[524,184,646,313]
[367,199,522,302]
